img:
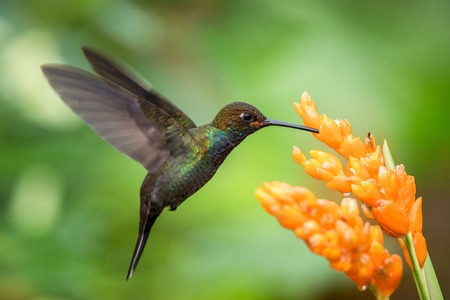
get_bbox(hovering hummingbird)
[41,47,318,279]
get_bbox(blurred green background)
[2,0,450,299]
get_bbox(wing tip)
[41,63,59,76]
[82,46,99,59]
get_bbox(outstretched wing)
[42,64,179,173]
[82,47,197,130]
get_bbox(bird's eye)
[240,112,255,122]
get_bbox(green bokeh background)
[2,1,450,299]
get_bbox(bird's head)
[212,102,319,137]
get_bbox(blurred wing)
[42,64,175,173]
[82,47,197,130]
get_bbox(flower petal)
[371,254,403,298]
[372,200,410,238]
[321,118,344,149]
[408,197,423,233]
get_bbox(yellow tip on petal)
[292,146,306,165]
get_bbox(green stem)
[404,232,430,300]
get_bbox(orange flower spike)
[351,181,382,207]
[372,200,410,238]
[256,179,405,296]
[320,116,344,150]
[377,166,399,201]
[372,254,403,298]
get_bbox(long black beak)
[262,118,319,133]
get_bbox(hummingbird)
[41,47,318,280]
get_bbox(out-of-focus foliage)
[1,1,449,299]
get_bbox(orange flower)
[371,200,410,238]
[256,92,431,299]
[294,92,321,130]
[371,254,403,299]
[255,182,402,297]
[292,146,353,193]
[293,92,426,254]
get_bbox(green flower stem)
[404,232,429,300]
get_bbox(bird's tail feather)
[126,213,159,280]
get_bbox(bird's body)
[41,47,318,280]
